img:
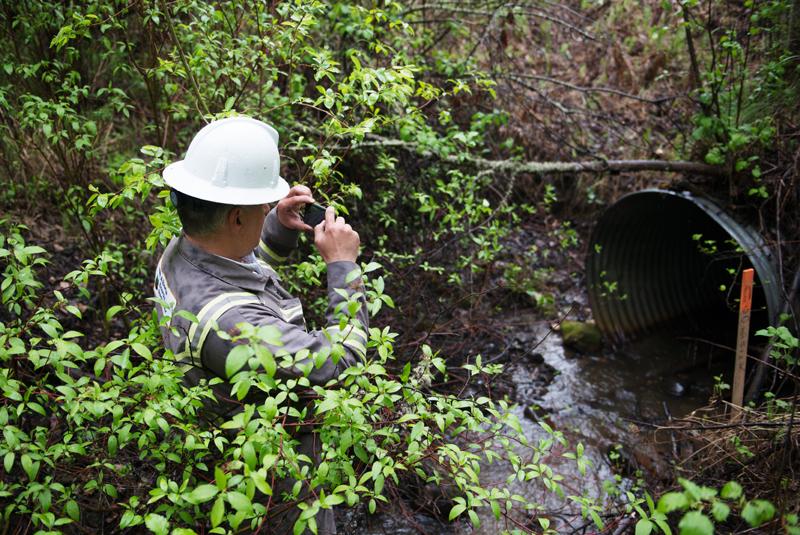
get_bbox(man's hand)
[314,207,360,263]
[276,185,315,231]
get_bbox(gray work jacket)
[153,210,368,414]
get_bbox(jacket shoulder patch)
[154,264,177,318]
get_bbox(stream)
[341,313,730,534]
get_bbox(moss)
[561,320,603,353]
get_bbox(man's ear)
[227,207,242,229]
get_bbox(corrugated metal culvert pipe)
[586,189,780,344]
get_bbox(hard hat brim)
[163,161,290,205]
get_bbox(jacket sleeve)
[257,209,299,265]
[200,261,369,385]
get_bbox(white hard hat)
[163,117,290,205]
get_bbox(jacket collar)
[177,234,269,293]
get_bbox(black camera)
[302,203,327,227]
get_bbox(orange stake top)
[739,268,754,313]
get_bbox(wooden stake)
[732,268,754,418]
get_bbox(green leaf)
[21,454,39,480]
[590,510,603,529]
[468,509,480,528]
[490,500,501,520]
[227,491,252,512]
[711,501,729,522]
[362,262,381,273]
[215,465,228,490]
[94,357,107,377]
[106,305,124,321]
[242,441,257,469]
[107,434,117,456]
[449,503,466,521]
[225,345,250,378]
[679,478,716,501]
[131,343,152,360]
[720,481,742,500]
[635,519,653,535]
[654,517,672,535]
[210,496,225,527]
[704,146,725,165]
[323,494,344,508]
[3,451,14,472]
[22,245,46,255]
[345,268,363,284]
[256,346,276,377]
[741,500,775,528]
[677,511,713,535]
[658,492,689,513]
[144,513,169,535]
[65,499,80,521]
[175,310,199,324]
[187,484,218,504]
[252,471,273,496]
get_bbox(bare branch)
[403,3,598,41]
[500,72,680,105]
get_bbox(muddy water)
[343,314,729,534]
[473,315,728,533]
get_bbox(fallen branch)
[461,156,724,176]
[351,135,725,177]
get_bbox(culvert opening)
[586,189,779,349]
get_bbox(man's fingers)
[324,206,336,227]
[284,194,314,208]
[314,220,325,240]
[288,184,312,197]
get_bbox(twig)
[611,515,635,535]
[658,421,790,431]
[500,72,678,104]
[403,3,597,41]
[677,336,800,383]
[463,1,511,62]
[681,3,702,96]
[776,392,798,498]
[663,401,678,459]
[161,0,210,119]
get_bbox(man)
[153,116,368,534]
